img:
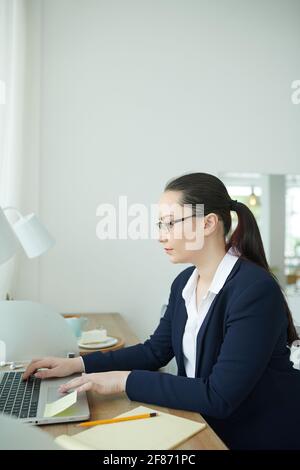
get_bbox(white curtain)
[0,0,27,299]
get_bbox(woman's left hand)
[58,371,131,395]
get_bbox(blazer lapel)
[194,294,221,374]
[194,257,242,375]
[175,257,242,377]
[176,299,188,376]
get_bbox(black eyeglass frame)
[156,215,195,232]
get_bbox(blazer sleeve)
[82,282,176,373]
[125,278,286,419]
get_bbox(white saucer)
[78,336,118,349]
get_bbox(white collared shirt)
[182,249,240,378]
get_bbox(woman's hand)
[58,371,131,395]
[22,356,84,380]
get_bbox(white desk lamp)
[0,206,55,262]
[0,207,55,364]
[0,207,18,264]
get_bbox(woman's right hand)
[22,356,84,381]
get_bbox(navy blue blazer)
[83,258,300,449]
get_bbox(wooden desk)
[41,313,227,450]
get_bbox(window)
[285,175,300,290]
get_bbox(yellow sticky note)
[44,391,77,418]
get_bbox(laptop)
[0,370,90,425]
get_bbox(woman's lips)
[164,248,174,253]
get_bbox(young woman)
[23,173,300,449]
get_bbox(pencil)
[77,412,158,428]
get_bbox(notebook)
[54,405,206,450]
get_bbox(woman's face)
[158,190,205,264]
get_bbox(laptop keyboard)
[0,371,41,419]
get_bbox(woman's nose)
[158,232,169,243]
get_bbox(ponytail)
[165,172,299,346]
[226,200,269,270]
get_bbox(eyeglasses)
[156,215,195,233]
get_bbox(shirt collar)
[182,248,240,302]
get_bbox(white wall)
[16,0,300,341]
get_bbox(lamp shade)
[0,207,18,265]
[12,213,55,258]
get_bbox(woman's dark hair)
[164,172,298,346]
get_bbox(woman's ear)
[203,213,219,235]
